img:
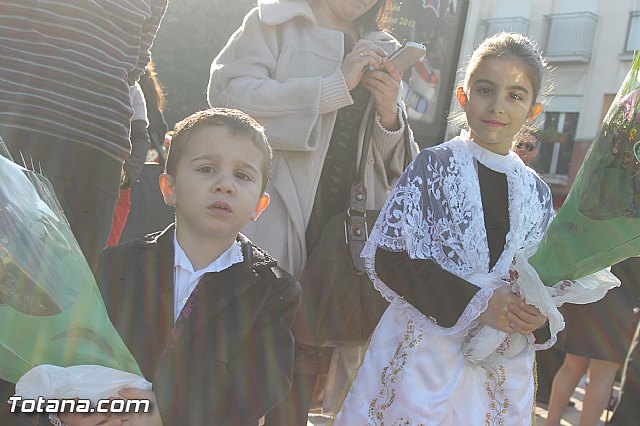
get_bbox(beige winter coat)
[208,0,418,276]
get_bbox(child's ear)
[528,102,542,121]
[250,193,270,221]
[159,173,177,207]
[456,87,467,110]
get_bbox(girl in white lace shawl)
[334,32,556,425]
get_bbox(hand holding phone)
[388,42,426,73]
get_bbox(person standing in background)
[116,59,172,244]
[0,0,167,271]
[139,59,168,161]
[545,257,640,426]
[608,310,640,425]
[0,2,166,424]
[106,82,151,247]
[514,126,540,167]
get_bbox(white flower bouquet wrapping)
[0,140,150,405]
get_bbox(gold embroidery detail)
[485,365,510,426]
[368,319,423,426]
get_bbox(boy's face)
[159,125,269,244]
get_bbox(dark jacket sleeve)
[226,268,301,422]
[375,248,481,327]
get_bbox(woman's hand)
[361,58,402,131]
[341,39,387,91]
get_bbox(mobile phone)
[388,42,426,73]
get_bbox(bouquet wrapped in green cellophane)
[529,54,640,283]
[0,139,150,404]
[465,54,640,367]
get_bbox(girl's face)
[457,57,542,155]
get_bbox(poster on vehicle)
[389,0,469,148]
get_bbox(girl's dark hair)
[463,32,548,103]
[357,0,392,33]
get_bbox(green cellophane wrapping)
[528,53,640,285]
[0,144,143,384]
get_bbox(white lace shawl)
[362,134,554,336]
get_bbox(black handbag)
[293,105,414,347]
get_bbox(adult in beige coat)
[208,0,417,278]
[208,0,418,424]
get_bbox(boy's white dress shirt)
[173,234,244,321]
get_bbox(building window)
[479,17,530,40]
[542,12,598,62]
[625,11,640,53]
[538,112,579,182]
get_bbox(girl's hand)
[361,58,402,131]
[341,40,387,91]
[478,285,523,333]
[506,301,548,335]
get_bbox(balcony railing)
[542,12,598,62]
[479,17,530,39]
[625,11,640,53]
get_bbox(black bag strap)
[347,98,414,273]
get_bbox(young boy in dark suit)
[60,108,301,426]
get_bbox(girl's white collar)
[456,129,524,174]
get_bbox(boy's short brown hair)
[166,108,273,193]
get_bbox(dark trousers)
[264,372,316,426]
[2,129,121,271]
[264,343,332,426]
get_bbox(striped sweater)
[0,0,167,161]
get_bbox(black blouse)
[376,161,550,339]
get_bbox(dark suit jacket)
[97,225,301,425]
